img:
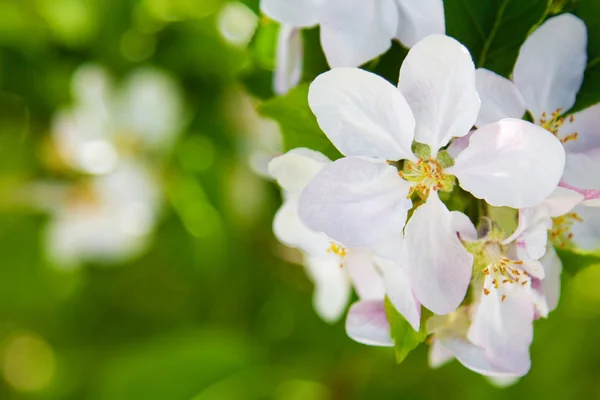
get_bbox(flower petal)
[539,246,562,313]
[308,68,416,161]
[468,280,534,376]
[345,250,385,300]
[273,196,330,254]
[304,254,351,323]
[298,157,412,247]
[320,0,398,67]
[398,35,479,154]
[269,148,330,194]
[513,13,587,120]
[570,204,600,251]
[345,300,394,346]
[448,119,565,208]
[379,257,421,331]
[393,0,445,48]
[560,103,600,154]
[404,192,474,315]
[474,68,526,127]
[274,26,304,95]
[429,339,454,368]
[260,0,321,27]
[562,148,600,191]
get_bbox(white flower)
[45,162,161,268]
[52,64,185,175]
[270,148,420,332]
[261,0,445,93]
[298,34,565,316]
[474,14,600,193]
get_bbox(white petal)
[448,119,565,208]
[260,0,321,27]
[429,339,454,368]
[381,258,421,331]
[560,103,600,154]
[446,131,474,159]
[513,14,587,120]
[269,148,330,193]
[562,148,600,191]
[544,186,585,217]
[304,254,351,323]
[487,376,521,388]
[393,0,445,48]
[345,300,394,346]
[539,246,562,313]
[515,242,545,279]
[298,157,412,247]
[345,250,385,300]
[308,68,416,161]
[570,204,600,251]
[404,192,474,315]
[398,35,479,154]
[474,68,526,127]
[273,196,331,255]
[468,281,534,376]
[274,26,304,95]
[320,0,398,67]
[438,336,522,377]
[115,68,184,150]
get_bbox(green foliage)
[445,0,549,75]
[557,248,600,275]
[258,83,341,160]
[573,0,600,111]
[384,297,428,363]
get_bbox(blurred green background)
[1,0,600,399]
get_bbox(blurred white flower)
[217,2,259,48]
[261,0,445,94]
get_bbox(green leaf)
[384,297,428,363]
[573,0,600,111]
[557,248,600,276]
[445,0,549,76]
[258,83,341,160]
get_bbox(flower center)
[539,108,578,144]
[550,212,583,248]
[400,158,455,200]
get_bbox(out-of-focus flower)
[260,0,445,94]
[40,64,185,267]
[270,148,420,332]
[217,2,259,48]
[298,35,565,316]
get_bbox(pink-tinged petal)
[273,196,330,255]
[379,257,421,331]
[274,26,304,95]
[468,280,534,376]
[394,0,445,48]
[308,68,416,161]
[448,119,565,208]
[345,300,394,346]
[298,157,412,247]
[260,0,321,27]
[539,246,562,313]
[569,204,600,251]
[398,35,479,154]
[438,336,524,377]
[268,148,330,194]
[304,254,351,323]
[559,182,600,205]
[429,339,454,368]
[404,192,474,315]
[562,148,600,191]
[345,250,385,301]
[320,0,398,68]
[560,103,600,154]
[446,131,474,159]
[544,186,585,217]
[513,14,587,120]
[474,68,526,127]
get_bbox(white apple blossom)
[269,148,421,332]
[298,34,565,316]
[261,0,445,94]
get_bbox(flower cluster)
[268,13,600,380]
